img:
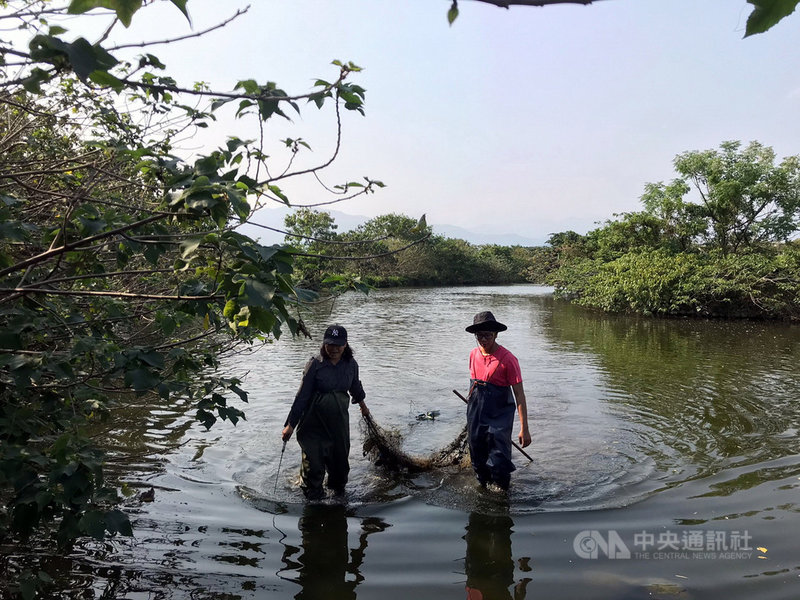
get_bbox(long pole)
[273,440,287,494]
[452,389,533,462]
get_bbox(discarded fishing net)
[361,413,470,473]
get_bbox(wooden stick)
[452,389,533,462]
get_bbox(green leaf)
[196,409,216,430]
[19,576,36,600]
[168,0,191,24]
[136,350,164,369]
[448,1,459,26]
[22,68,52,94]
[142,242,164,265]
[80,509,106,539]
[125,367,160,392]
[210,98,229,112]
[0,220,33,242]
[37,571,54,585]
[88,70,124,92]
[194,155,218,176]
[267,184,289,205]
[256,245,279,262]
[155,312,177,335]
[242,279,275,309]
[291,287,315,303]
[227,188,250,220]
[223,299,238,319]
[228,383,248,403]
[105,509,132,536]
[180,237,203,259]
[745,0,800,36]
[66,37,102,79]
[68,0,144,28]
[0,331,23,350]
[246,306,277,332]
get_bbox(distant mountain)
[430,224,544,247]
[239,207,545,247]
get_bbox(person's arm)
[511,382,531,448]
[282,358,317,441]
[349,360,369,417]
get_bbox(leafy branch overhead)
[0,1,383,591]
[68,0,191,27]
[446,0,800,36]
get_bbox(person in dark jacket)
[465,311,531,491]
[282,324,370,500]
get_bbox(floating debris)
[416,410,441,421]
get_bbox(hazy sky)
[82,0,800,243]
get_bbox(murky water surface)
[50,286,800,598]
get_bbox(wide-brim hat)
[323,324,348,345]
[465,311,507,333]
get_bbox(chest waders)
[466,379,516,489]
[296,390,351,500]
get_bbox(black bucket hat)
[465,311,507,333]
[323,324,348,345]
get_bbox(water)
[40,285,800,598]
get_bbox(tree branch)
[108,8,249,50]
[0,212,169,278]
[0,287,222,301]
[467,0,600,6]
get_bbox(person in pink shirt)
[465,311,531,491]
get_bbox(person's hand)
[359,402,370,418]
[518,428,531,448]
[282,424,294,442]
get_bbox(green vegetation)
[546,141,800,320]
[0,2,379,595]
[282,210,549,288]
[1,0,798,595]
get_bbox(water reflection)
[280,504,390,599]
[18,285,800,599]
[542,300,800,486]
[464,512,531,600]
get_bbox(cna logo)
[573,530,631,559]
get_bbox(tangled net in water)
[361,413,470,473]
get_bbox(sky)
[58,0,800,245]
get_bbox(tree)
[283,209,339,285]
[652,141,800,254]
[547,142,800,319]
[0,2,379,594]
[583,212,667,261]
[352,213,430,242]
[546,231,584,249]
[640,179,705,252]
